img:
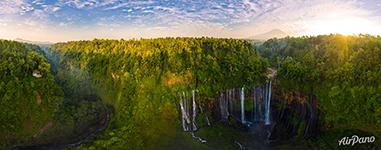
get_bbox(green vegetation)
[3,33,380,149]
[0,40,106,149]
[260,34,381,127]
[22,42,60,75]
[48,37,268,149]
[259,34,381,148]
[0,39,63,148]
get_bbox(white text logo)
[338,135,375,146]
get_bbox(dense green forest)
[0,40,62,137]
[0,40,104,149]
[259,34,381,127]
[0,39,62,149]
[48,37,269,149]
[22,43,59,75]
[2,34,381,149]
[259,34,381,148]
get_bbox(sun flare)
[311,17,379,36]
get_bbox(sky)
[1,0,381,42]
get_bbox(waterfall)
[180,95,189,131]
[192,89,198,131]
[265,81,272,125]
[179,80,273,130]
[230,89,235,120]
[225,89,229,118]
[185,92,189,125]
[258,85,262,122]
[234,140,246,149]
[241,87,245,124]
[178,90,198,131]
[253,87,257,122]
[190,132,207,143]
[205,113,211,126]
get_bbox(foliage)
[259,34,381,127]
[49,37,269,149]
[0,40,65,149]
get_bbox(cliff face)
[177,68,321,149]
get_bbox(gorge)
[177,68,322,149]
[2,34,381,150]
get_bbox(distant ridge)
[246,29,288,40]
[14,38,54,45]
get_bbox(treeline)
[0,40,63,141]
[0,40,106,150]
[259,34,381,128]
[22,43,59,75]
[49,37,269,149]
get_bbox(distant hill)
[246,29,288,40]
[14,38,54,45]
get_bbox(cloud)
[146,26,169,32]
[57,0,98,9]
[110,23,119,27]
[33,9,48,19]
[41,5,59,14]
[252,0,374,36]
[0,0,26,15]
[53,7,61,12]
[230,19,250,24]
[25,18,38,26]
[32,0,44,5]
[60,22,67,26]
[21,3,34,12]
[1,0,381,41]
[154,6,175,12]
[123,9,132,12]
[99,0,119,7]
[97,22,107,27]
[103,0,156,10]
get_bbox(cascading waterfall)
[178,80,274,144]
[192,80,273,126]
[180,92,190,131]
[176,68,321,149]
[179,90,207,143]
[241,87,245,124]
[192,89,198,131]
[265,81,272,125]
[205,81,273,126]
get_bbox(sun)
[310,17,379,36]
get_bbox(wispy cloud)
[103,0,156,10]
[0,0,27,15]
[33,9,48,19]
[1,0,381,41]
[56,0,98,9]
[59,22,66,26]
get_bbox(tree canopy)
[259,34,381,127]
